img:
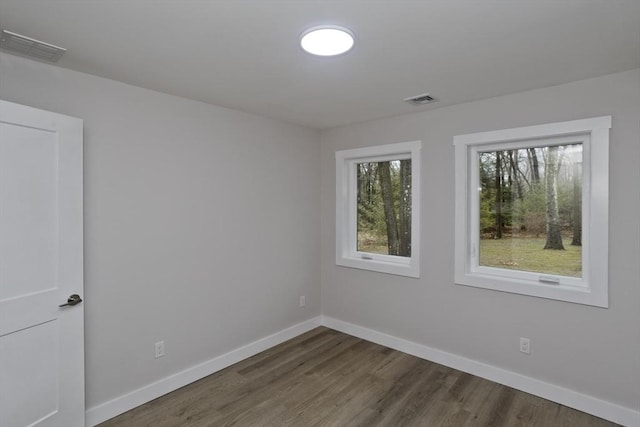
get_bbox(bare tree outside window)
[356,160,411,257]
[478,144,582,277]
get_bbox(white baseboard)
[86,314,639,427]
[85,316,322,426]
[321,315,640,427]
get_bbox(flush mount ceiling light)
[300,25,354,56]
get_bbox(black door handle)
[59,294,82,307]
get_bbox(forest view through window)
[478,143,582,277]
[357,159,411,257]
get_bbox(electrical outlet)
[155,341,165,358]
[519,337,530,354]
[299,295,306,307]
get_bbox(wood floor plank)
[98,327,618,427]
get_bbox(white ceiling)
[1,0,639,129]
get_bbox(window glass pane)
[356,159,411,257]
[478,144,582,277]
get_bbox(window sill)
[337,253,420,278]
[455,271,605,307]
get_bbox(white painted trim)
[452,116,612,146]
[86,316,322,426]
[321,316,639,427]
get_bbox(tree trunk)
[528,148,540,184]
[571,161,582,246]
[378,161,399,255]
[508,149,523,199]
[495,152,503,239]
[398,160,411,257]
[544,146,565,250]
[357,164,365,205]
[356,163,375,233]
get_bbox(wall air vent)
[404,93,437,105]
[0,30,66,62]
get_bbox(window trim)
[453,117,611,307]
[336,141,421,278]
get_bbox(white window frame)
[336,141,421,278]
[453,117,611,307]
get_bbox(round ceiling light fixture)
[300,25,355,56]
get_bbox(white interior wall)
[320,69,640,412]
[0,52,321,410]
[1,50,638,422]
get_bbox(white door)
[0,100,84,427]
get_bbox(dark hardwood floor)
[99,327,617,426]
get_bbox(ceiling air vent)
[0,30,66,62]
[403,93,437,105]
